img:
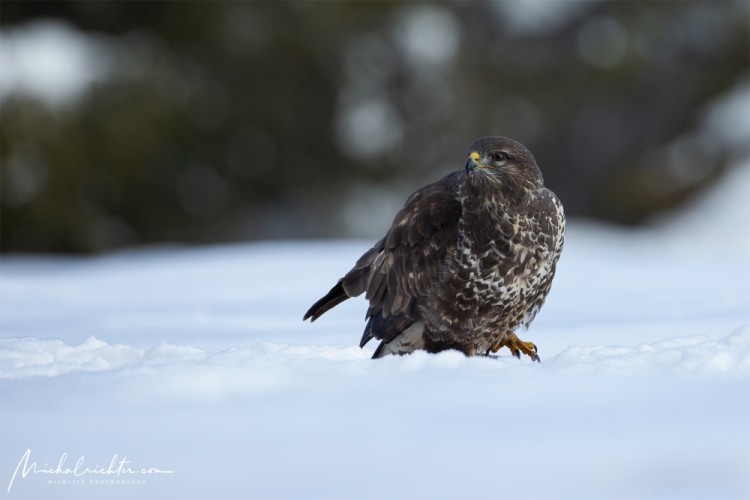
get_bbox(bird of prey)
[304,136,565,361]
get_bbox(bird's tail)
[371,320,426,358]
[303,281,349,322]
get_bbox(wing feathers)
[303,281,348,322]
[305,171,462,349]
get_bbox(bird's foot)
[489,333,540,362]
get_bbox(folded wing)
[304,172,462,356]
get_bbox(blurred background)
[1,0,748,254]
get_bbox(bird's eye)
[491,152,508,163]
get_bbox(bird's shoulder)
[384,171,463,249]
[532,187,566,235]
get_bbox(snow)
[1,160,750,499]
[1,221,749,500]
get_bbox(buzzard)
[304,136,565,361]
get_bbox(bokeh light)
[0,1,748,253]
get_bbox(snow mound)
[0,336,142,378]
[552,327,750,375]
[3,328,748,381]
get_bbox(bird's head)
[465,136,544,189]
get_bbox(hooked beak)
[465,151,482,173]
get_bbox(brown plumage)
[304,136,565,361]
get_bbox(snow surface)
[1,162,750,499]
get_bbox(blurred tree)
[1,0,748,253]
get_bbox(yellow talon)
[491,332,540,362]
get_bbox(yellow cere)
[469,151,489,169]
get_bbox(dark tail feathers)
[303,281,349,322]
